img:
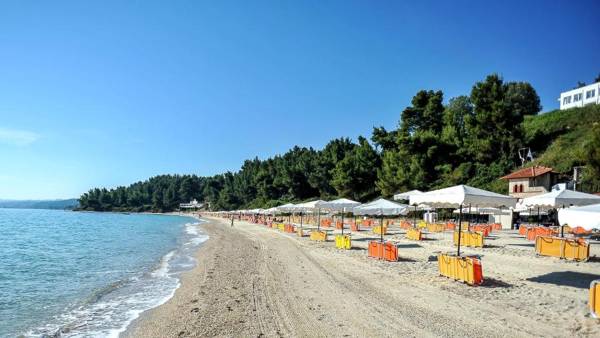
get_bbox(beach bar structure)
[179,199,204,211]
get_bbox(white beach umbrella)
[409,185,516,255]
[522,189,600,208]
[320,198,362,210]
[522,189,600,233]
[410,185,517,209]
[353,198,409,216]
[291,200,327,230]
[276,203,296,212]
[354,198,409,243]
[393,190,424,223]
[452,206,501,214]
[293,200,327,211]
[259,207,278,215]
[277,203,297,223]
[558,203,600,231]
[319,198,362,235]
[393,189,423,201]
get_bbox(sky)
[1,0,599,200]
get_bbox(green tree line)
[78,73,598,212]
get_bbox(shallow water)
[0,209,207,337]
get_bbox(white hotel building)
[559,81,600,110]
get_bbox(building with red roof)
[500,165,558,198]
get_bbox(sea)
[0,208,208,338]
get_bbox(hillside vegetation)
[78,74,600,212]
[524,104,600,176]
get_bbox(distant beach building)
[558,81,600,110]
[179,199,203,210]
[500,165,558,198]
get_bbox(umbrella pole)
[457,203,463,256]
[317,208,321,231]
[341,208,344,236]
[467,204,471,231]
[380,217,384,260]
[381,216,384,243]
[561,204,564,237]
[413,205,417,228]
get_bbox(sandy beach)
[122,217,600,337]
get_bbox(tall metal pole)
[457,203,463,256]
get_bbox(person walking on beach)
[231,216,234,227]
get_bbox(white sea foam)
[185,223,200,235]
[152,250,175,278]
[25,218,209,338]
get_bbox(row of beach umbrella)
[224,184,600,256]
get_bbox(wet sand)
[122,217,600,337]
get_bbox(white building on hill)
[559,81,600,110]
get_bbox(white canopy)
[319,198,361,211]
[410,185,517,208]
[522,189,600,208]
[393,190,423,201]
[293,200,326,212]
[452,206,504,214]
[260,207,279,215]
[558,203,600,230]
[353,198,409,216]
[276,203,297,212]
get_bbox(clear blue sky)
[1,0,599,199]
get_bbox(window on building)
[586,89,596,99]
[563,96,572,105]
[574,93,582,102]
[519,184,524,193]
[513,185,518,193]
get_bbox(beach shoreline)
[121,217,600,337]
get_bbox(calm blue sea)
[0,209,208,338]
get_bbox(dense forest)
[78,74,600,212]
